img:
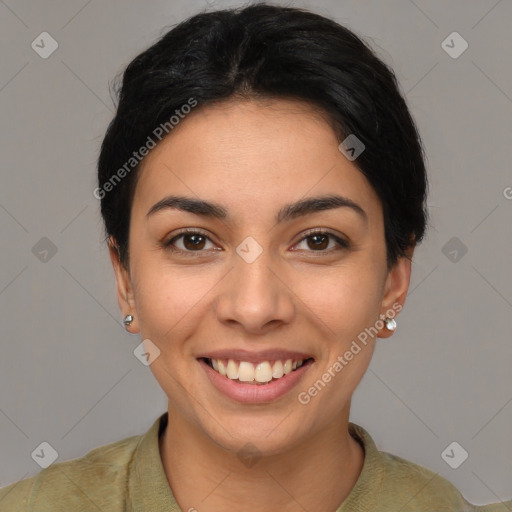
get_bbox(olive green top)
[0,412,510,511]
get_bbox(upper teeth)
[209,358,305,383]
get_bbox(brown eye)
[294,230,349,253]
[306,233,329,250]
[165,229,216,254]
[181,233,207,250]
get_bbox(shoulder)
[348,423,512,511]
[378,449,475,510]
[0,433,142,512]
[382,451,512,511]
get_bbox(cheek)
[132,262,220,341]
[295,263,383,339]
[297,269,381,405]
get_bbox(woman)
[1,3,509,511]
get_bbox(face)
[111,97,412,455]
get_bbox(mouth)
[198,356,315,385]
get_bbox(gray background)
[1,0,511,506]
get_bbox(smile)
[201,357,314,385]
[197,356,315,404]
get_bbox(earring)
[384,317,397,331]
[123,314,134,328]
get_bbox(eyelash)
[163,228,349,257]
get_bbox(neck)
[159,404,365,512]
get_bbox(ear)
[108,237,139,333]
[377,246,414,339]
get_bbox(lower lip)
[198,358,313,404]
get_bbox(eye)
[163,228,349,256]
[164,229,218,255]
[293,229,349,253]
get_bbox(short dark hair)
[97,3,429,270]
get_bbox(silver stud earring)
[384,317,397,331]
[123,314,134,328]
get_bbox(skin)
[109,97,414,511]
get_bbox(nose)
[214,244,296,334]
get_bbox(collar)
[128,412,383,511]
[340,422,385,511]
[129,411,179,511]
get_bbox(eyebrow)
[146,194,368,224]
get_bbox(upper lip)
[197,349,314,364]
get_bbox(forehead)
[132,98,382,226]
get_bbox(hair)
[97,2,429,271]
